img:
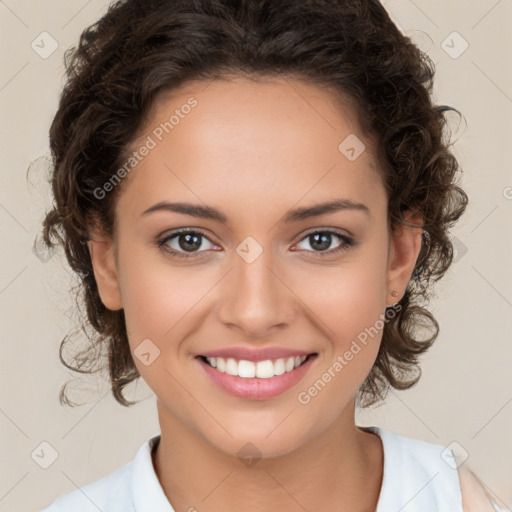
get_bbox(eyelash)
[156,228,355,260]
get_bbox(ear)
[86,227,123,311]
[385,210,424,307]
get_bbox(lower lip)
[196,355,317,400]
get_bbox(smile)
[196,352,318,400]
[201,355,310,379]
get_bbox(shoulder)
[458,464,504,512]
[365,426,464,511]
[365,426,507,512]
[40,460,134,512]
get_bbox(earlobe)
[87,231,123,311]
[385,210,424,307]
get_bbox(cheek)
[118,244,212,344]
[293,245,388,347]
[300,271,384,385]
[289,243,388,404]
[293,268,385,423]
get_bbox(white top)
[39,425,501,512]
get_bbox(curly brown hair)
[40,0,468,408]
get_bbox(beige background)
[0,1,511,510]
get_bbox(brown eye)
[294,230,354,256]
[157,229,216,258]
[175,232,203,252]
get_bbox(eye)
[293,230,354,256]
[156,228,355,260]
[157,229,217,259]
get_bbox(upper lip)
[198,347,316,362]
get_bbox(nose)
[216,247,296,339]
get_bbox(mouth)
[197,353,315,378]
[195,351,318,400]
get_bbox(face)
[88,76,421,458]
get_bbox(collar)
[131,435,175,512]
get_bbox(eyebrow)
[141,198,370,223]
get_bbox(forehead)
[117,76,383,220]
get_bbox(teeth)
[225,358,238,376]
[204,355,308,378]
[239,359,256,378]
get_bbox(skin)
[87,76,424,512]
[459,466,504,512]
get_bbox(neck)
[152,399,383,512]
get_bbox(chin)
[204,422,312,462]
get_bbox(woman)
[40,0,503,510]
